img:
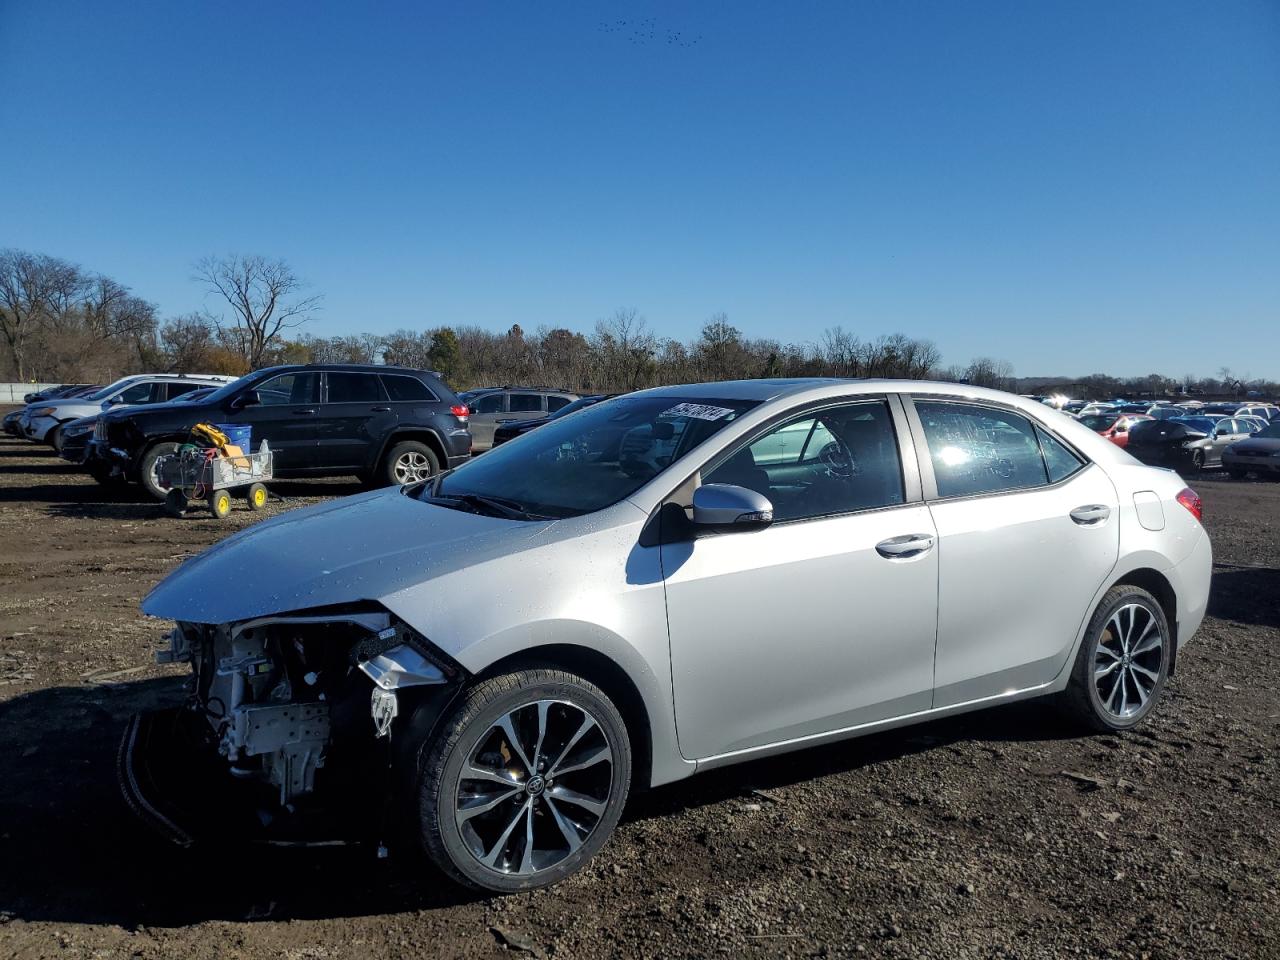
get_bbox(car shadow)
[0,443,51,459]
[628,698,1078,824]
[0,675,1080,928]
[1208,566,1280,628]
[0,678,482,927]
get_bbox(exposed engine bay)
[120,606,463,847]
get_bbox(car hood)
[1229,438,1280,454]
[29,398,103,418]
[142,487,554,624]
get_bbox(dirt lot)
[0,423,1277,960]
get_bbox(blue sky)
[2,0,1278,379]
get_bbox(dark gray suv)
[92,364,473,497]
[460,387,580,451]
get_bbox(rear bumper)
[1169,527,1213,650]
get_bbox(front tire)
[1061,585,1171,732]
[139,442,180,500]
[47,423,65,453]
[417,669,632,893]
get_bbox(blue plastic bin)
[215,424,253,450]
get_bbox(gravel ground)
[0,425,1277,960]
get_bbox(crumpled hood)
[142,487,552,624]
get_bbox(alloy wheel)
[454,699,614,876]
[393,451,434,483]
[1094,602,1164,720]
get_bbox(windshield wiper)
[425,492,553,521]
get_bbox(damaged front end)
[119,607,464,848]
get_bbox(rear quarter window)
[381,374,437,402]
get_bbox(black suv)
[90,364,472,498]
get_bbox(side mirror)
[104,395,123,406]
[692,483,773,531]
[233,389,262,409]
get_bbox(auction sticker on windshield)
[662,403,736,421]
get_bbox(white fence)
[0,383,58,404]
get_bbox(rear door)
[906,398,1120,707]
[502,392,546,427]
[320,371,393,469]
[224,371,323,470]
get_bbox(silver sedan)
[129,379,1212,892]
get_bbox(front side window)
[432,396,757,518]
[705,400,905,522]
[915,401,1059,498]
[471,393,504,415]
[326,372,384,404]
[256,372,320,405]
[117,381,160,404]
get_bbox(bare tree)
[0,250,79,379]
[195,254,320,369]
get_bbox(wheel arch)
[1109,566,1179,675]
[372,428,448,474]
[130,434,188,480]
[475,643,654,792]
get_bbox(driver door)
[662,398,939,761]
[224,372,323,470]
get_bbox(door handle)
[292,409,317,416]
[371,406,391,412]
[875,534,935,559]
[1069,504,1111,525]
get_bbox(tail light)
[1175,487,1202,522]
[450,404,469,420]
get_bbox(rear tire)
[382,441,439,486]
[417,668,632,893]
[1060,585,1170,733]
[139,442,180,501]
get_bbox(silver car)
[128,379,1212,892]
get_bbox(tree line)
[2,247,1275,398]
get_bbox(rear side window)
[547,395,572,412]
[510,393,543,413]
[381,374,436,402]
[326,372,384,404]
[165,382,202,401]
[1036,425,1084,483]
[915,401,1053,498]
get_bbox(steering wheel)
[818,440,857,480]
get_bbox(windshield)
[190,373,261,405]
[1079,414,1119,431]
[84,376,143,402]
[430,394,759,518]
